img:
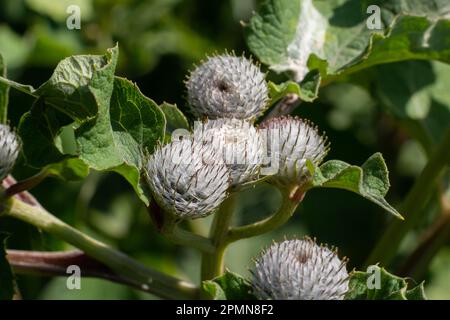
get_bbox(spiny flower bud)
[251,238,349,300]
[186,54,269,121]
[193,118,264,187]
[146,138,230,219]
[0,124,20,181]
[259,116,328,187]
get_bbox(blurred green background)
[0,0,449,299]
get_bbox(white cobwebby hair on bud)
[251,238,349,300]
[146,138,231,219]
[259,116,329,187]
[193,118,264,187]
[186,54,269,121]
[0,124,21,181]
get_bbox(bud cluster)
[146,54,329,220]
[147,54,272,219]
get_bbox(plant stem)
[165,223,215,254]
[365,126,450,267]
[4,170,49,198]
[7,250,137,290]
[2,175,42,207]
[201,194,236,282]
[226,189,300,244]
[147,198,214,253]
[3,197,199,299]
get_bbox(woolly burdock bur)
[251,238,349,300]
[259,116,329,187]
[186,54,269,121]
[193,118,265,187]
[146,138,231,219]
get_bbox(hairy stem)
[3,197,199,299]
[201,195,236,282]
[365,126,450,267]
[226,189,300,244]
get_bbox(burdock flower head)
[186,54,269,121]
[251,238,349,300]
[259,116,328,187]
[146,138,230,219]
[193,118,264,187]
[0,124,20,181]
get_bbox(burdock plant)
[0,0,446,301]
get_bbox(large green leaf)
[308,153,403,219]
[18,98,73,168]
[246,0,450,82]
[34,52,116,121]
[332,15,450,77]
[16,46,119,167]
[0,47,117,122]
[76,77,165,204]
[245,0,322,82]
[0,233,14,300]
[345,265,427,300]
[202,271,256,300]
[10,47,165,203]
[0,54,8,123]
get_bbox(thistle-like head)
[251,238,349,300]
[186,54,269,121]
[0,124,21,181]
[193,118,264,186]
[145,138,230,219]
[259,116,328,188]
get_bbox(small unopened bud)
[145,138,230,219]
[186,54,269,121]
[259,116,328,187]
[0,124,20,181]
[251,238,349,300]
[194,118,264,186]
